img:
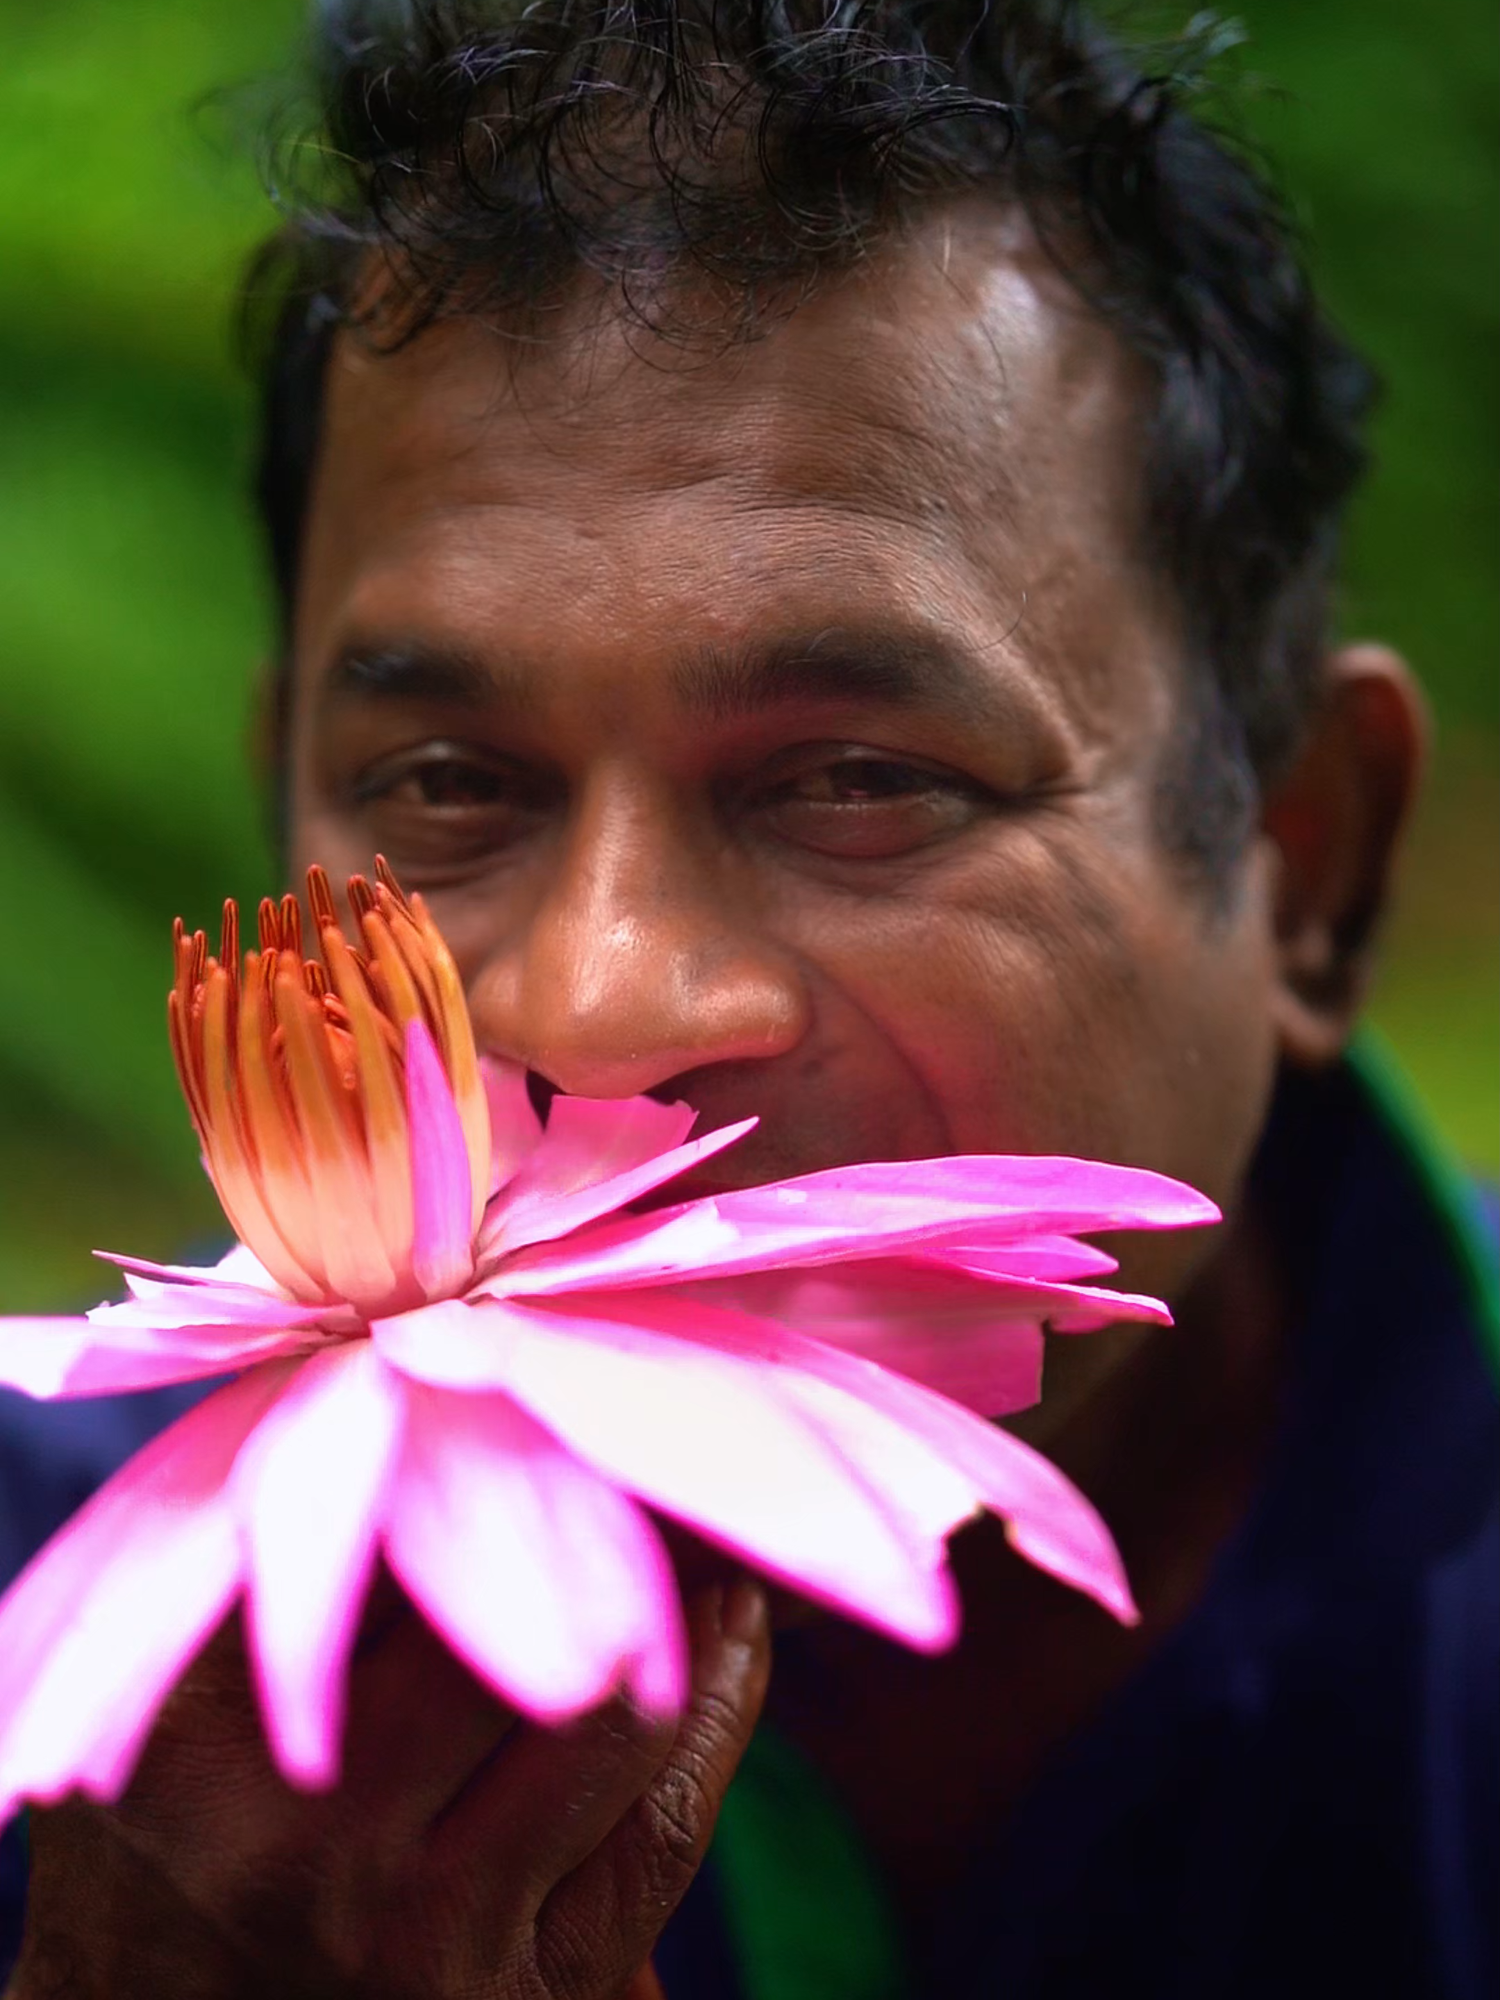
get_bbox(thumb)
[539,1574,771,1996]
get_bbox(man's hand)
[7,1569,769,1999]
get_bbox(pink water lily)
[0,864,1217,1824]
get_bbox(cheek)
[793,829,1281,1211]
[287,801,373,895]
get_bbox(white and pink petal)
[706,1154,1219,1239]
[479,1114,754,1263]
[494,1157,1212,1302]
[0,1363,297,1821]
[481,1204,743,1299]
[480,1055,545,1198]
[375,1297,958,1652]
[406,1019,476,1302]
[93,1283,332,1333]
[555,1289,1139,1628]
[673,1260,1048,1416]
[233,1343,406,1787]
[506,1092,698,1199]
[0,1315,324,1401]
[93,1241,288,1294]
[920,1235,1121,1281]
[382,1380,683,1721]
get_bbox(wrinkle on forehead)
[298,203,1168,767]
[317,203,1143,542]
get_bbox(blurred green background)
[1,1,1496,1310]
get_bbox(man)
[2,2,1495,1994]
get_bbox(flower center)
[168,860,489,1316]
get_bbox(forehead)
[294,207,1165,732]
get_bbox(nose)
[466,779,810,1099]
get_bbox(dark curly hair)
[247,0,1377,878]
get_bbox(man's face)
[286,208,1283,1305]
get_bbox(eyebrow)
[319,626,1010,729]
[321,643,532,713]
[671,630,1008,730]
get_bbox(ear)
[1262,644,1427,1069]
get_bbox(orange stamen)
[407,891,488,1228]
[374,853,410,908]
[219,902,240,993]
[320,920,415,1261]
[359,904,427,1036]
[167,863,488,1315]
[279,893,304,960]
[235,952,325,1294]
[307,865,341,931]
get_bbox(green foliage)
[0,1,1494,1309]
[1230,0,1499,729]
[0,2,298,1300]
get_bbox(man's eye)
[379,759,509,808]
[351,746,556,866]
[790,758,940,803]
[756,753,987,857]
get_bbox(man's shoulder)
[963,1045,1500,1997]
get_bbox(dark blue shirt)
[3,1049,1496,1996]
[659,1052,1500,2000]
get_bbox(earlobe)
[1262,645,1427,1069]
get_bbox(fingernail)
[722,1575,767,1645]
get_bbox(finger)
[424,1685,678,1919]
[119,1608,301,1858]
[533,1575,771,1997]
[625,1963,667,2000]
[336,1593,519,1843]
[18,1796,252,1999]
[417,1572,761,1915]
